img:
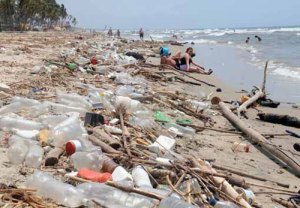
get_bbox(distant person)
[139,28,144,40]
[255,35,262,42]
[176,47,212,74]
[172,34,178,39]
[245,37,250,44]
[116,29,121,38]
[107,27,113,36]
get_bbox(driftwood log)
[218,100,300,177]
[258,113,300,128]
[92,128,121,149]
[237,88,264,117]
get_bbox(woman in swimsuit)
[177,47,212,74]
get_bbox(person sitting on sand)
[160,47,181,68]
[254,35,262,42]
[176,47,213,74]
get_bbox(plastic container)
[187,100,210,111]
[13,129,39,140]
[159,197,196,208]
[25,145,44,168]
[26,172,84,208]
[232,142,250,152]
[7,140,29,165]
[46,101,87,116]
[161,122,195,137]
[104,125,123,134]
[148,135,176,156]
[101,155,118,173]
[179,178,202,194]
[132,166,153,188]
[71,151,103,172]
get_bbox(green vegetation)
[0,0,77,31]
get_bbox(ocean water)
[123,26,300,80]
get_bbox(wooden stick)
[120,113,132,157]
[106,181,163,200]
[160,64,216,87]
[88,135,121,154]
[247,182,296,194]
[271,197,297,208]
[262,60,269,93]
[92,128,121,149]
[212,163,289,188]
[219,101,300,178]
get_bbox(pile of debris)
[0,33,298,208]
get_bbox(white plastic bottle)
[132,166,153,188]
[25,145,44,168]
[0,116,43,131]
[7,140,29,165]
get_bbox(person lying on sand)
[176,47,213,74]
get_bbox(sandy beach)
[0,31,300,207]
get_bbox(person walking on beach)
[255,35,262,42]
[245,37,250,44]
[116,29,121,38]
[107,27,113,36]
[176,47,213,74]
[139,28,144,41]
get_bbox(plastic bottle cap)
[66,140,82,156]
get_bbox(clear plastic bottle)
[25,145,44,168]
[132,166,153,188]
[56,91,92,110]
[77,182,155,208]
[45,101,87,116]
[39,115,68,128]
[50,115,84,147]
[214,201,239,208]
[70,151,103,172]
[161,122,195,137]
[26,172,84,208]
[0,116,44,131]
[7,140,29,165]
[159,197,196,208]
[115,96,142,112]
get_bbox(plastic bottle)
[39,115,68,128]
[214,201,239,208]
[179,178,202,194]
[159,197,196,208]
[25,145,44,168]
[56,91,92,110]
[26,172,84,208]
[0,116,44,131]
[77,182,155,208]
[7,140,29,165]
[99,92,115,111]
[132,166,153,188]
[70,151,103,172]
[187,100,210,111]
[115,96,142,112]
[161,122,195,137]
[50,115,84,147]
[13,129,39,140]
[46,101,87,116]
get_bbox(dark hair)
[191,53,196,58]
[186,47,193,52]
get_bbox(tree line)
[0,0,77,31]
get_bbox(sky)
[57,0,300,30]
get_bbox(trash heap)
[0,35,261,208]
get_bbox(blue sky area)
[58,0,300,29]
